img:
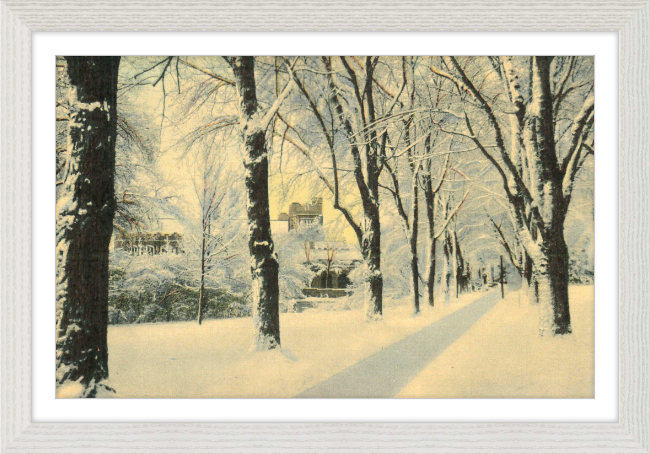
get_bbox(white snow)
[56,378,85,398]
[105,293,479,398]
[100,286,594,398]
[397,285,594,398]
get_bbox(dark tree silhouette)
[56,56,121,397]
[229,56,293,349]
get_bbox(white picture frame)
[1,1,648,452]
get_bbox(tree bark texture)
[450,229,458,300]
[423,171,437,307]
[522,57,572,335]
[323,56,383,321]
[361,206,383,321]
[436,56,592,335]
[442,231,452,305]
[409,167,420,315]
[56,56,120,397]
[232,56,281,350]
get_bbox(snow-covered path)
[294,290,502,398]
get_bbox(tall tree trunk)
[449,229,458,301]
[452,228,464,299]
[56,56,120,397]
[323,56,383,321]
[427,237,437,307]
[523,56,572,334]
[500,256,505,299]
[232,56,281,350]
[503,56,544,308]
[442,232,452,304]
[424,175,436,307]
[410,166,420,314]
[433,56,590,336]
[406,60,420,315]
[422,136,448,308]
[363,58,383,321]
[361,205,383,320]
[535,225,571,335]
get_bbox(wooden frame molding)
[1,1,648,452]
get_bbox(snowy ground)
[396,285,594,398]
[106,293,480,398]
[105,286,593,398]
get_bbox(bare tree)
[228,56,294,349]
[430,56,593,335]
[187,147,233,325]
[379,57,424,314]
[281,56,393,320]
[420,142,450,307]
[322,56,385,320]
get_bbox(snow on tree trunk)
[361,210,383,321]
[232,56,281,350]
[56,56,120,397]
[522,57,573,335]
[322,56,383,321]
[535,226,571,335]
[432,56,592,335]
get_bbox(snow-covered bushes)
[111,282,251,324]
[137,304,166,324]
[171,304,194,322]
[274,227,322,300]
[108,253,251,324]
[108,307,127,325]
[569,248,594,284]
[125,308,138,323]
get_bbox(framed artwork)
[2,0,648,452]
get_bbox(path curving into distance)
[294,290,503,398]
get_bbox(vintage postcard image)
[55,56,594,398]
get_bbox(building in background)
[114,231,183,256]
[276,197,324,231]
[112,218,185,256]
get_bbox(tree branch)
[383,161,410,232]
[434,190,469,239]
[553,56,577,120]
[432,57,532,206]
[487,215,522,273]
[179,58,236,85]
[260,58,296,128]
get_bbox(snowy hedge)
[108,255,251,324]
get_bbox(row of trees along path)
[55,56,593,397]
